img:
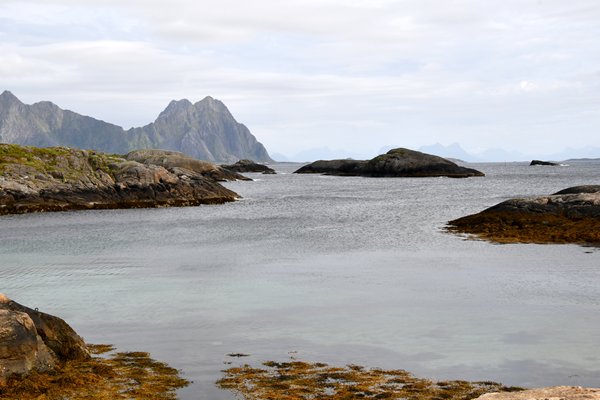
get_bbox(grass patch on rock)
[0,344,189,399]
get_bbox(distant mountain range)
[0,90,272,163]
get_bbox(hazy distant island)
[447,185,600,245]
[0,144,249,215]
[0,90,272,163]
[294,148,485,178]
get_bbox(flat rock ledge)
[476,386,600,400]
[294,148,484,178]
[0,294,89,385]
[447,186,600,244]
[0,144,242,215]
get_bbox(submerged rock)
[0,294,89,384]
[0,144,241,215]
[221,159,276,174]
[294,148,484,178]
[447,185,600,244]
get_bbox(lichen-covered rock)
[294,148,484,178]
[126,149,250,181]
[222,159,276,174]
[0,144,241,215]
[0,294,89,384]
[476,386,600,400]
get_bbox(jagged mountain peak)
[159,98,194,117]
[0,90,22,105]
[195,96,228,111]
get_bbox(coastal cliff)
[294,148,484,178]
[0,144,241,215]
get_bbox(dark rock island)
[447,186,600,245]
[530,160,559,166]
[222,159,276,174]
[0,144,243,215]
[294,148,484,178]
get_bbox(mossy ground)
[217,360,523,400]
[0,344,189,400]
[447,211,600,245]
[0,143,123,179]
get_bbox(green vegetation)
[218,360,523,400]
[0,344,189,399]
[0,143,125,180]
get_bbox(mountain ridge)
[0,90,272,163]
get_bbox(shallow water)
[1,161,599,399]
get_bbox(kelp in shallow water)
[218,360,523,400]
[0,344,189,399]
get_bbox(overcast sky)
[1,0,599,159]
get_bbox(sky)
[1,0,599,160]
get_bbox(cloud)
[1,0,599,158]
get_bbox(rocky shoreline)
[294,148,484,178]
[0,294,188,399]
[0,145,245,215]
[447,185,600,244]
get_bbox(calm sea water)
[1,161,599,399]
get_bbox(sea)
[1,161,599,399]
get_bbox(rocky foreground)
[0,294,188,399]
[0,144,246,215]
[447,185,600,244]
[294,148,484,178]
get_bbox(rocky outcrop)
[294,148,484,178]
[530,160,559,166]
[554,185,600,195]
[0,90,272,163]
[0,294,89,384]
[475,386,600,400]
[222,159,276,174]
[0,144,241,215]
[447,186,600,244]
[126,149,251,181]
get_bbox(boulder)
[0,294,89,384]
[221,159,276,174]
[294,148,484,178]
